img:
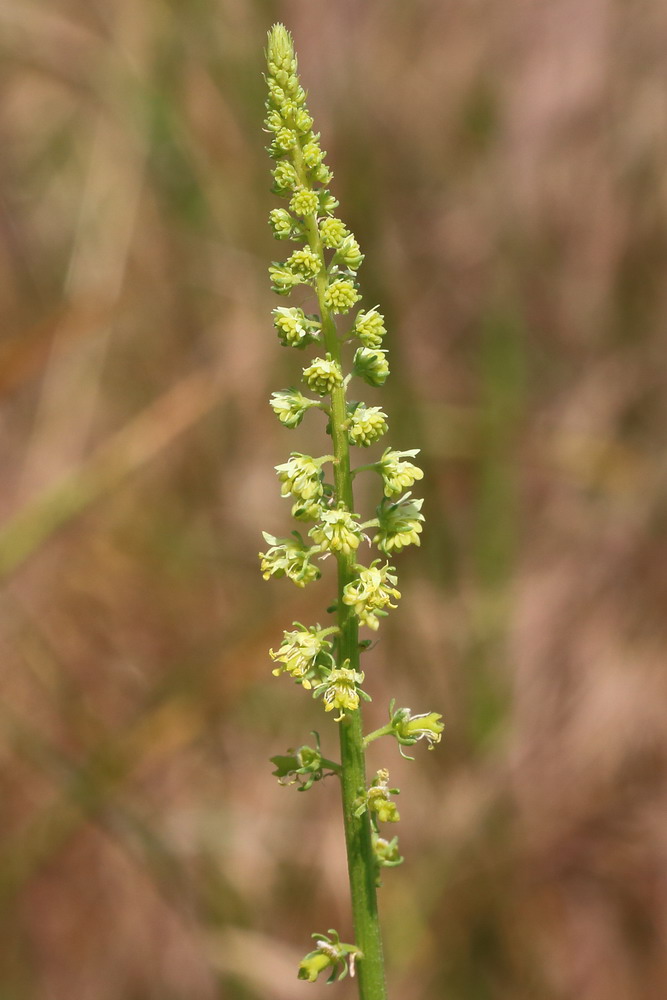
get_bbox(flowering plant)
[260,24,443,999]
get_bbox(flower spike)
[261,22,440,991]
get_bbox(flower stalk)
[260,24,442,998]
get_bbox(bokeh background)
[2,1,667,998]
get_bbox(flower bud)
[272,306,319,348]
[289,187,319,218]
[319,217,349,248]
[324,277,361,314]
[272,160,298,192]
[286,247,321,278]
[270,388,314,427]
[268,208,297,240]
[303,355,344,396]
[354,307,386,348]
[352,347,390,387]
[335,234,364,271]
[274,126,296,151]
[268,263,300,295]
[302,141,324,169]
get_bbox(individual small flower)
[298,929,362,984]
[313,163,333,185]
[269,623,336,687]
[270,388,316,428]
[272,160,298,192]
[319,217,348,248]
[302,355,343,396]
[388,700,445,757]
[268,262,300,295]
[285,247,321,278]
[318,190,340,216]
[376,447,424,497]
[372,831,404,869]
[291,498,323,522]
[264,108,284,133]
[289,187,319,217]
[275,452,329,503]
[274,126,296,151]
[324,277,361,314]
[313,660,369,721]
[342,560,401,630]
[302,141,324,169]
[335,234,364,271]
[271,732,340,791]
[309,507,363,555]
[357,769,400,823]
[354,307,386,348]
[293,108,314,133]
[272,306,319,349]
[259,531,321,587]
[268,208,297,240]
[352,347,390,387]
[347,404,388,447]
[374,493,425,553]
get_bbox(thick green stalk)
[297,151,388,1000]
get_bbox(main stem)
[297,158,388,999]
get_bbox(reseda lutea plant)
[260,24,443,999]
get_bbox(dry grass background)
[1,1,667,998]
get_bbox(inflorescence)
[260,23,443,986]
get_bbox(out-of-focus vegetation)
[1,2,667,998]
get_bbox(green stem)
[319,757,343,775]
[294,150,388,1000]
[363,724,393,748]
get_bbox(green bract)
[261,23,439,994]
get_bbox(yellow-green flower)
[366,769,400,823]
[352,347,390,387]
[269,623,336,687]
[342,560,400,630]
[275,452,328,502]
[354,306,386,348]
[347,404,388,447]
[289,187,319,217]
[297,929,362,984]
[313,661,369,721]
[374,494,424,553]
[377,448,424,497]
[302,355,344,396]
[309,508,363,555]
[259,531,320,587]
[319,217,348,248]
[269,388,316,428]
[324,277,361,314]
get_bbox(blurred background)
[2,1,667,998]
